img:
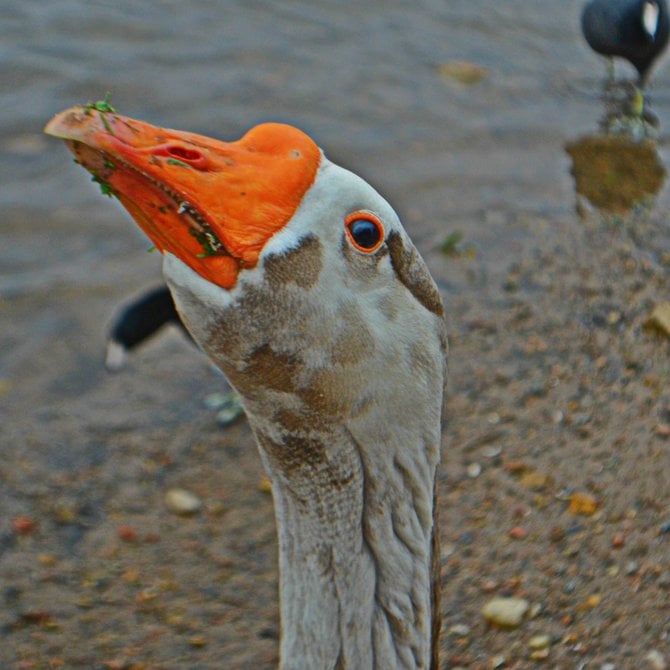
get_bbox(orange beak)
[44,106,321,289]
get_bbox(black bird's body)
[105,285,188,370]
[582,0,669,85]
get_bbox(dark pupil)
[350,219,380,248]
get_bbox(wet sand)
[2,1,670,668]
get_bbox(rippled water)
[2,0,670,345]
[8,1,666,212]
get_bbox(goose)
[581,0,669,88]
[45,105,448,670]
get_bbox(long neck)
[252,420,440,670]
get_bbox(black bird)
[581,0,669,87]
[105,285,188,370]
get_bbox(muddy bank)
[3,201,670,669]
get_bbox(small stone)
[490,654,506,669]
[568,492,598,516]
[482,596,529,628]
[529,634,551,650]
[438,60,489,85]
[520,470,549,490]
[216,402,244,427]
[563,579,577,594]
[466,462,482,478]
[612,533,625,548]
[509,526,527,540]
[645,650,667,670]
[164,488,203,516]
[188,635,208,648]
[625,561,639,576]
[12,516,36,535]
[549,526,566,543]
[482,445,502,459]
[530,649,550,660]
[117,526,138,543]
[203,391,229,410]
[258,475,273,494]
[449,623,471,637]
[203,391,244,427]
[37,553,57,567]
[645,303,670,338]
[583,593,602,609]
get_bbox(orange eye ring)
[344,211,385,253]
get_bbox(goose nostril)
[167,146,202,162]
[154,144,208,169]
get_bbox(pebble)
[258,475,273,494]
[564,580,577,594]
[645,302,670,337]
[625,560,639,576]
[216,403,244,427]
[466,462,482,478]
[164,488,203,516]
[520,470,549,490]
[438,60,489,85]
[482,445,502,459]
[529,634,551,650]
[568,492,598,516]
[482,596,529,628]
[645,650,667,670]
[612,533,625,548]
[449,623,471,637]
[188,635,208,647]
[203,391,244,427]
[583,593,602,609]
[509,525,527,540]
[12,515,36,535]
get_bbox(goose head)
[45,106,448,669]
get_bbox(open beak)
[44,106,320,289]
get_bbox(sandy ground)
[3,192,670,670]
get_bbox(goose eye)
[345,212,385,253]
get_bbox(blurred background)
[3,1,670,668]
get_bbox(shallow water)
[4,0,670,433]
[6,0,669,245]
[3,0,670,432]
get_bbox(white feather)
[643,1,660,38]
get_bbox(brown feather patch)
[264,235,323,289]
[386,231,444,318]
